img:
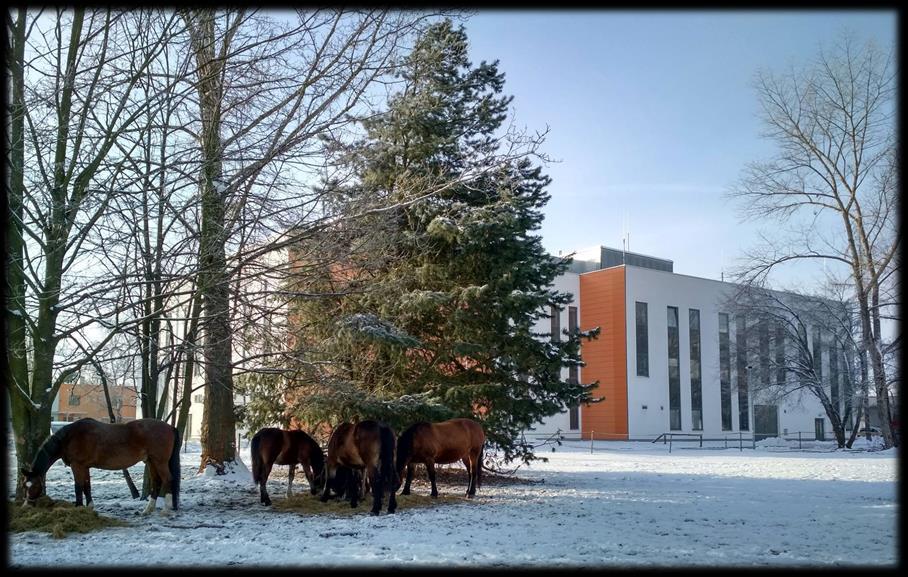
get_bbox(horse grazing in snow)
[396,418,485,498]
[319,420,398,515]
[250,427,325,506]
[21,418,181,514]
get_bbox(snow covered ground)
[7,438,898,568]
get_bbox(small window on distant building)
[194,394,205,403]
[550,305,561,342]
[636,302,649,377]
[68,394,81,406]
[569,405,579,430]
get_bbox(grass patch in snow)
[9,496,128,538]
[272,491,474,517]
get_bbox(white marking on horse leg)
[142,498,156,515]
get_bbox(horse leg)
[462,456,474,496]
[71,465,87,507]
[260,461,274,506]
[143,465,159,515]
[401,463,415,495]
[467,452,479,497]
[349,470,361,509]
[368,465,382,516]
[426,460,438,498]
[157,464,174,514]
[301,462,316,495]
[83,474,94,509]
[319,462,335,503]
[287,464,295,498]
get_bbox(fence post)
[699,434,702,448]
[739,431,743,451]
[752,434,756,450]
[798,431,802,450]
[725,435,728,449]
[590,431,594,454]
[669,435,672,453]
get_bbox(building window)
[569,406,579,430]
[774,321,786,385]
[636,301,649,377]
[550,305,561,342]
[736,315,749,431]
[667,306,681,430]
[194,394,205,403]
[759,318,770,389]
[812,326,823,381]
[829,337,839,412]
[568,306,578,383]
[719,313,732,431]
[68,393,81,406]
[689,309,702,431]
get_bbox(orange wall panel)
[579,267,627,440]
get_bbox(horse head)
[21,468,45,506]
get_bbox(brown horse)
[250,427,325,506]
[319,421,398,515]
[21,418,181,514]
[396,418,485,498]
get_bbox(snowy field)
[7,438,898,568]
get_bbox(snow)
[8,439,897,567]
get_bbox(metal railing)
[652,432,703,453]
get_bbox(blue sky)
[464,11,897,289]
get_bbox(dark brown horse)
[21,418,181,514]
[319,421,398,515]
[250,427,325,506]
[396,418,485,498]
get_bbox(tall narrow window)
[719,313,732,430]
[667,306,681,430]
[829,336,839,413]
[812,326,823,381]
[568,306,578,383]
[689,309,702,430]
[736,315,749,431]
[569,406,579,430]
[636,302,649,377]
[550,305,560,342]
[775,321,786,385]
[759,318,770,389]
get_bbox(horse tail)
[169,426,181,510]
[379,425,396,489]
[250,432,262,486]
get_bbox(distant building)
[527,245,851,442]
[55,379,138,423]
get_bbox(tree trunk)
[186,9,237,472]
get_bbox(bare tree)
[177,9,443,473]
[5,8,188,498]
[728,33,898,447]
[728,283,867,448]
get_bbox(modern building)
[526,245,850,442]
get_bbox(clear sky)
[464,10,897,289]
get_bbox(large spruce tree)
[276,20,599,463]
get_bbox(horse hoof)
[401,489,410,496]
[431,493,438,499]
[370,510,379,516]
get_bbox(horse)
[250,427,325,506]
[396,418,485,498]
[20,418,181,515]
[319,420,398,515]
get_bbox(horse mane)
[396,421,429,462]
[30,426,67,474]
